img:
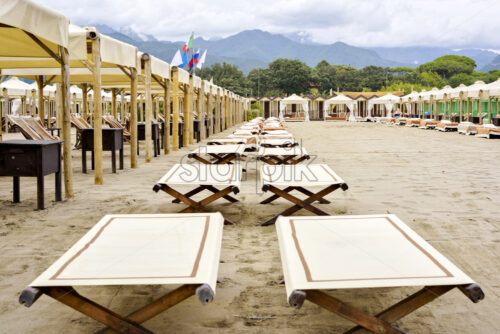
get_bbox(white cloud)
[37,0,500,47]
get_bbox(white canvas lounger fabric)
[157,163,241,187]
[260,138,298,147]
[208,138,248,145]
[30,213,223,289]
[257,146,309,165]
[261,164,345,187]
[276,214,475,297]
[189,144,246,164]
[190,144,245,156]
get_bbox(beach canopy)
[485,78,500,97]
[465,80,489,99]
[280,94,310,121]
[0,0,69,67]
[325,94,355,120]
[0,76,33,96]
[448,84,468,99]
[367,93,400,118]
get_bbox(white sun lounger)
[260,138,298,148]
[259,164,348,225]
[20,213,224,333]
[257,146,309,165]
[154,164,241,224]
[458,121,478,135]
[276,214,484,333]
[188,144,245,165]
[475,123,500,139]
[207,138,247,145]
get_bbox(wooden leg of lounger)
[119,148,124,170]
[43,286,153,334]
[287,155,309,165]
[215,154,239,165]
[82,149,87,173]
[344,285,455,334]
[95,284,200,334]
[188,153,213,165]
[294,187,330,204]
[305,290,405,334]
[261,184,342,226]
[55,170,62,202]
[258,156,278,165]
[13,176,20,203]
[205,185,239,202]
[260,186,294,204]
[112,149,116,173]
[172,185,208,203]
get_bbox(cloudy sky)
[39,0,500,48]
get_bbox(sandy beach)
[0,121,499,333]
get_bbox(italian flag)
[182,33,194,53]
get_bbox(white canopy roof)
[0,76,32,96]
[28,81,56,96]
[465,80,488,99]
[281,94,308,105]
[325,93,354,105]
[448,84,468,99]
[0,0,69,60]
[370,93,400,104]
[433,86,453,100]
[485,78,500,97]
[401,91,419,102]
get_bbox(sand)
[0,121,499,333]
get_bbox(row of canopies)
[0,0,248,198]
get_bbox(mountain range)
[94,25,500,74]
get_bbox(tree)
[418,55,476,79]
[198,62,251,95]
[447,73,475,87]
[418,71,446,88]
[358,66,393,91]
[268,58,313,95]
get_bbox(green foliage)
[448,73,475,87]
[418,71,446,88]
[381,83,430,96]
[269,58,314,95]
[249,102,262,119]
[198,62,251,96]
[418,55,476,79]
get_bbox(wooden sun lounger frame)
[288,283,483,334]
[257,148,310,165]
[153,183,239,225]
[7,115,58,141]
[103,115,131,141]
[188,150,242,165]
[260,183,348,226]
[20,283,214,334]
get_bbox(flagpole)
[192,31,195,76]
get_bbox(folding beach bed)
[226,133,260,151]
[458,122,479,135]
[154,164,241,225]
[475,124,500,139]
[257,146,310,165]
[259,164,348,226]
[276,214,484,334]
[418,119,439,129]
[20,212,223,333]
[436,120,459,132]
[260,138,299,148]
[207,138,247,145]
[404,118,421,127]
[188,144,245,165]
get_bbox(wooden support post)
[111,88,117,120]
[163,80,170,154]
[215,89,220,134]
[143,53,153,162]
[0,88,3,141]
[222,90,226,130]
[488,96,492,124]
[59,46,74,197]
[171,68,180,151]
[155,97,159,121]
[199,81,205,139]
[130,67,138,168]
[120,90,125,122]
[36,76,44,124]
[91,35,104,184]
[183,81,190,147]
[82,83,88,120]
[188,81,194,145]
[478,97,483,124]
[208,90,213,136]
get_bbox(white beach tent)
[485,78,500,97]
[464,80,489,99]
[0,76,32,96]
[367,93,400,118]
[325,94,355,121]
[280,94,310,121]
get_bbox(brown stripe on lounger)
[50,215,211,281]
[290,216,453,283]
[320,165,339,182]
[165,164,182,183]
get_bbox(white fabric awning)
[325,94,354,105]
[281,94,308,105]
[465,80,489,99]
[0,76,32,96]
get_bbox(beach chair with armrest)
[103,115,131,141]
[20,212,223,333]
[276,214,484,334]
[7,115,58,140]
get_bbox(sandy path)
[0,122,498,333]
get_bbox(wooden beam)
[59,46,74,197]
[143,53,153,162]
[82,83,88,121]
[164,80,170,154]
[117,65,132,80]
[199,81,205,139]
[183,81,191,147]
[91,37,104,184]
[171,68,179,151]
[25,31,63,65]
[111,88,117,119]
[130,67,138,168]
[152,74,166,89]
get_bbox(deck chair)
[70,114,91,149]
[188,144,245,165]
[436,120,459,132]
[458,121,479,135]
[259,164,348,226]
[276,214,484,334]
[153,164,241,225]
[20,212,223,333]
[7,115,58,140]
[418,119,439,129]
[257,146,309,165]
[260,138,298,148]
[475,124,500,139]
[103,115,131,141]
